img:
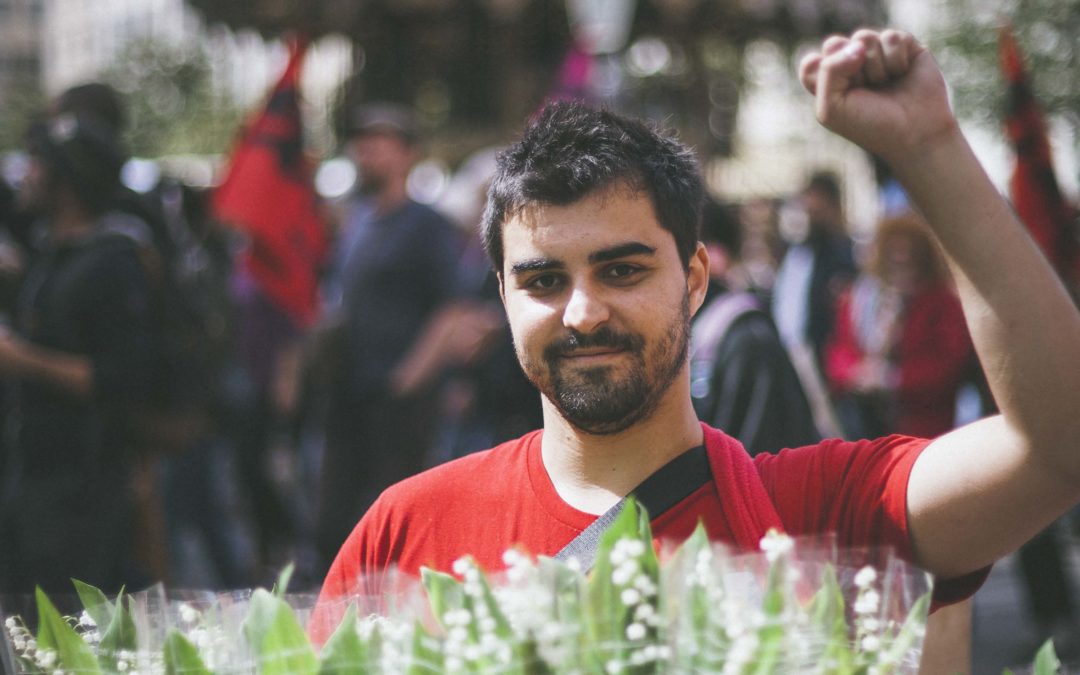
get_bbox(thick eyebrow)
[588,242,657,264]
[508,242,656,276]
[509,257,564,276]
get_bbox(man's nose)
[562,284,609,334]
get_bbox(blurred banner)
[999,25,1077,284]
[212,37,327,328]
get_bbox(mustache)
[543,327,644,360]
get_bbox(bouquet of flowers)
[1,499,1061,674]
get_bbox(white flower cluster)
[172,601,227,671]
[2,518,935,675]
[759,530,795,563]
[356,613,413,672]
[442,556,516,672]
[5,616,55,674]
[605,538,670,673]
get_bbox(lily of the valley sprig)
[2,500,1062,674]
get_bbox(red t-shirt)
[314,424,986,640]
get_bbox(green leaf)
[586,498,660,673]
[273,563,296,599]
[420,568,465,630]
[97,592,138,671]
[750,623,786,675]
[164,629,212,675]
[243,589,277,654]
[34,587,102,674]
[808,565,853,673]
[666,524,719,673]
[72,579,114,630]
[538,556,587,668]
[317,605,368,674]
[1033,638,1061,675]
[405,621,443,674]
[266,603,318,675]
[876,592,932,675]
[242,588,318,675]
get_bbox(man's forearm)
[889,127,1080,473]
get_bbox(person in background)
[0,113,156,593]
[315,103,463,572]
[401,148,542,463]
[690,198,819,455]
[771,171,856,370]
[825,212,972,440]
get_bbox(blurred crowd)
[0,82,1076,651]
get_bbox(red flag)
[999,25,1076,279]
[212,38,327,328]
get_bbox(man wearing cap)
[315,103,462,571]
[0,113,157,593]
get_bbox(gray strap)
[551,445,712,572]
[553,499,627,570]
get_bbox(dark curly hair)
[481,101,703,273]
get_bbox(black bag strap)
[553,444,711,571]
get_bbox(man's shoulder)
[752,434,931,505]
[373,430,541,515]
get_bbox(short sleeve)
[756,436,990,607]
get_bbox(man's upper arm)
[906,414,1078,579]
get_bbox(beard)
[518,294,691,435]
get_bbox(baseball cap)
[346,103,419,144]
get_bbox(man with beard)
[314,30,1080,634]
[315,104,462,571]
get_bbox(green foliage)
[0,70,46,153]
[34,587,101,674]
[316,605,369,674]
[100,37,244,158]
[808,566,853,673]
[72,578,113,629]
[930,0,1080,132]
[586,498,663,674]
[98,592,137,671]
[8,519,1061,675]
[242,588,319,675]
[422,568,465,628]
[406,622,444,674]
[877,594,931,675]
[163,630,212,675]
[1033,638,1061,675]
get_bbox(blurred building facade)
[185,0,887,158]
[40,0,353,156]
[0,0,44,108]
[17,0,1073,223]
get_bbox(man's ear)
[688,242,710,317]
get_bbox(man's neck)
[539,378,704,515]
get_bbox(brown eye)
[605,264,641,281]
[526,274,562,292]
